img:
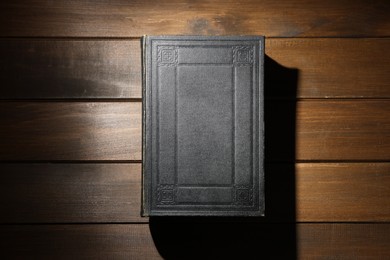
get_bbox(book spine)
[259,36,265,216]
[141,35,149,216]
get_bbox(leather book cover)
[142,36,264,216]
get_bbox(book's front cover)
[142,36,264,216]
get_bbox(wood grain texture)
[0,38,388,99]
[266,38,390,98]
[0,40,141,99]
[0,164,146,223]
[297,224,390,259]
[0,163,388,223]
[0,224,161,259]
[0,102,141,161]
[0,0,388,258]
[295,100,390,161]
[0,0,388,37]
[295,163,390,222]
[0,101,389,161]
[0,224,388,259]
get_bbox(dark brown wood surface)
[0,224,388,259]
[1,101,388,161]
[297,224,390,259]
[266,38,390,98]
[295,163,390,221]
[0,224,161,259]
[295,100,390,161]
[0,38,389,99]
[0,0,388,37]
[0,102,141,161]
[0,39,142,99]
[0,164,146,223]
[0,0,388,258]
[0,163,387,223]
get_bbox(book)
[142,36,264,216]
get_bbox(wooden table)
[0,0,389,258]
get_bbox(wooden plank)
[0,224,161,259]
[0,164,146,223]
[295,100,390,161]
[295,163,390,221]
[267,100,390,161]
[266,163,390,222]
[0,0,388,37]
[0,39,141,99]
[0,163,388,223]
[0,100,389,161]
[0,38,389,99]
[266,38,390,98]
[0,224,388,259]
[0,102,141,161]
[298,224,390,259]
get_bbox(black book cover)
[142,36,264,216]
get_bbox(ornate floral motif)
[157,46,178,66]
[157,184,176,205]
[233,185,253,205]
[233,46,254,66]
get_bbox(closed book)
[142,36,264,216]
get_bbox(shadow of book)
[149,55,299,259]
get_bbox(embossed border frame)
[143,36,264,216]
